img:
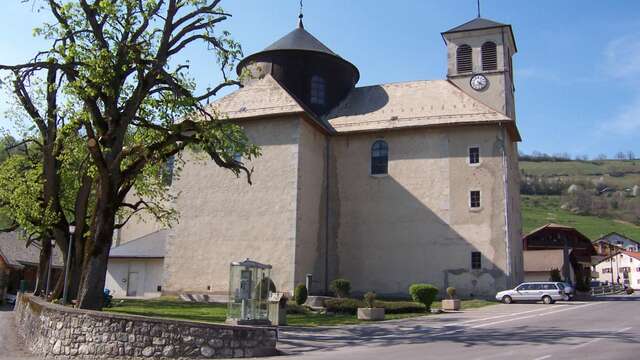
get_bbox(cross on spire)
[477,0,481,18]
[298,0,304,28]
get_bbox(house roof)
[109,230,168,259]
[624,251,640,261]
[594,232,639,245]
[325,80,520,139]
[0,231,63,269]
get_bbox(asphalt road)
[1,296,638,359]
[276,295,640,360]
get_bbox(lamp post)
[62,224,76,305]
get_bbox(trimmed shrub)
[286,302,309,314]
[376,300,425,314]
[330,278,351,298]
[446,287,456,299]
[363,292,376,308]
[409,284,439,311]
[549,268,562,282]
[294,283,308,305]
[325,298,425,315]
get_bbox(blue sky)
[1,0,639,158]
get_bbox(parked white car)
[496,282,569,304]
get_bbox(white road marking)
[532,355,551,360]
[572,326,632,349]
[468,302,601,329]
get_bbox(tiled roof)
[109,230,168,259]
[624,251,640,261]
[208,75,305,120]
[0,231,63,269]
[325,80,518,136]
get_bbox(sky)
[0,0,639,158]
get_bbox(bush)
[330,278,351,298]
[286,302,309,314]
[626,288,635,295]
[325,298,425,315]
[549,268,562,282]
[294,284,308,305]
[446,287,456,299]
[409,284,439,311]
[363,292,376,308]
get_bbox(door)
[127,272,139,297]
[513,284,529,300]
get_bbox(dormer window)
[310,75,326,105]
[482,41,497,71]
[456,44,472,73]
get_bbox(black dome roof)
[237,23,359,83]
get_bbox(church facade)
[119,16,524,298]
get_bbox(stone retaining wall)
[14,293,277,359]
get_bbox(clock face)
[470,74,489,91]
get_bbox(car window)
[516,284,528,291]
[542,284,557,290]
[557,283,565,289]
[529,284,542,290]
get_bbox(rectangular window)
[636,267,640,272]
[470,191,481,208]
[469,147,480,164]
[233,152,242,163]
[620,267,631,273]
[471,251,481,269]
[602,268,611,273]
[162,155,175,186]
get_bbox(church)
[113,14,524,299]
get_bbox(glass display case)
[227,259,273,324]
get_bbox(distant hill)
[520,159,640,189]
[520,159,640,241]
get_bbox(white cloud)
[604,34,640,78]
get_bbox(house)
[593,251,640,290]
[0,231,63,296]
[105,230,167,298]
[120,15,524,298]
[522,224,596,284]
[593,232,639,255]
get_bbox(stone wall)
[14,294,277,359]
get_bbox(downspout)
[499,123,512,285]
[324,136,330,294]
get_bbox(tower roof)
[442,17,517,52]
[442,17,508,33]
[236,23,359,82]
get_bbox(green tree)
[0,0,257,309]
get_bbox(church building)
[117,15,524,298]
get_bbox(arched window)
[456,44,473,73]
[371,140,388,175]
[310,75,326,105]
[482,41,497,71]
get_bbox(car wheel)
[542,295,553,304]
[502,295,513,304]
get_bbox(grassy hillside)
[522,195,640,240]
[520,159,640,240]
[520,159,640,189]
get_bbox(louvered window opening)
[456,44,473,73]
[482,42,497,71]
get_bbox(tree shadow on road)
[278,321,639,355]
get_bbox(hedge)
[324,298,425,315]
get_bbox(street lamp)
[62,224,76,305]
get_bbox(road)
[276,295,640,360]
[1,296,638,359]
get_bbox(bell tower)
[442,17,517,119]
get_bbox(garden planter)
[357,307,385,321]
[441,299,461,311]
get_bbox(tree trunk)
[35,240,51,296]
[77,185,116,310]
